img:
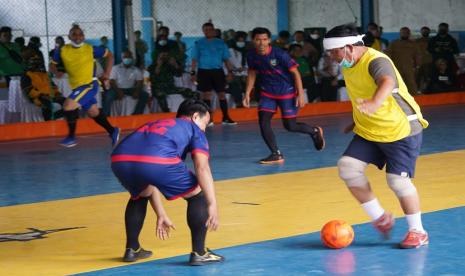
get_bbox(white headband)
[323,34,365,50]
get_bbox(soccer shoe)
[189,248,225,266]
[110,127,121,147]
[311,126,325,151]
[259,152,284,164]
[59,136,78,148]
[122,247,153,262]
[372,212,395,239]
[222,118,238,125]
[400,230,429,249]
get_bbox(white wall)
[154,0,277,35]
[289,0,360,32]
[379,0,465,32]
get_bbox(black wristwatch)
[190,70,196,76]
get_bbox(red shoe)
[400,230,429,249]
[372,212,395,239]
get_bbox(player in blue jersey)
[111,99,224,266]
[243,27,325,164]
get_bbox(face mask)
[339,47,355,68]
[158,40,167,46]
[122,58,133,65]
[310,34,320,40]
[293,41,304,46]
[70,41,84,48]
[236,41,245,48]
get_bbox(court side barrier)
[0,91,464,142]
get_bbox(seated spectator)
[103,50,148,115]
[152,26,182,67]
[289,43,318,102]
[0,26,25,79]
[25,36,46,72]
[14,37,26,54]
[456,56,465,90]
[272,30,291,50]
[317,52,341,101]
[148,50,194,112]
[21,55,65,120]
[226,31,248,107]
[426,58,456,93]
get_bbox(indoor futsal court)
[1,103,464,275]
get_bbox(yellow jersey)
[342,48,428,142]
[51,44,107,89]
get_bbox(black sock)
[258,111,279,153]
[92,111,115,135]
[64,109,79,138]
[282,118,315,135]
[125,197,149,250]
[219,99,229,119]
[186,191,208,255]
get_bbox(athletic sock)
[186,191,208,255]
[92,112,115,135]
[361,198,385,221]
[125,197,149,250]
[219,99,229,119]
[64,109,79,138]
[405,212,425,233]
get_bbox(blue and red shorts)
[258,91,298,118]
[68,79,99,111]
[111,155,198,200]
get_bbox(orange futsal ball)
[321,220,354,249]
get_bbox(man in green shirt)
[0,26,25,77]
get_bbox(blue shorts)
[111,161,198,200]
[258,93,298,118]
[343,133,423,177]
[68,79,99,111]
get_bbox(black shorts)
[197,69,226,92]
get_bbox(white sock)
[361,198,385,221]
[405,212,425,233]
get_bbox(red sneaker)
[372,212,395,239]
[400,230,429,249]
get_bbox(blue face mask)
[340,47,354,68]
[122,58,133,65]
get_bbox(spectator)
[0,26,25,79]
[24,36,45,72]
[365,22,387,52]
[428,23,459,71]
[225,31,248,107]
[14,37,26,53]
[173,31,187,69]
[307,28,324,60]
[317,52,340,101]
[426,58,456,93]
[416,26,433,92]
[191,22,236,125]
[272,30,291,50]
[386,27,419,95]
[104,50,148,115]
[134,30,148,68]
[148,50,187,112]
[289,43,318,102]
[152,26,182,69]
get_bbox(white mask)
[71,41,84,48]
[158,40,167,46]
[236,41,245,48]
[310,34,320,40]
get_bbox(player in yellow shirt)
[323,23,429,249]
[50,24,119,147]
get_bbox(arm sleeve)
[93,46,108,59]
[368,57,398,88]
[135,68,143,81]
[190,127,210,157]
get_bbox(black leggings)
[258,111,315,153]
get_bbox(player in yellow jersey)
[324,24,429,249]
[50,24,120,147]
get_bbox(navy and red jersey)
[247,46,298,97]
[111,118,209,164]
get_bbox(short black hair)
[159,26,170,33]
[278,30,290,38]
[176,98,210,118]
[439,22,449,28]
[288,43,303,52]
[0,26,12,34]
[235,31,247,40]
[421,26,430,31]
[325,23,359,38]
[252,27,271,39]
[202,22,214,29]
